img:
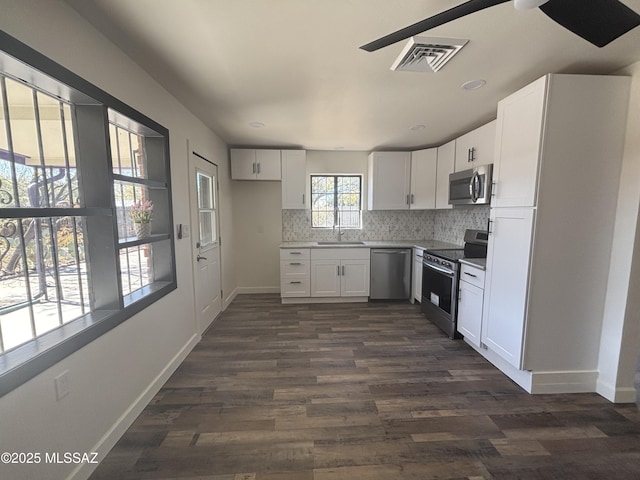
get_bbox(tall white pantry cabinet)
[481,74,630,394]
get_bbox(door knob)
[197,255,207,261]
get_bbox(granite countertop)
[280,239,461,250]
[459,257,487,270]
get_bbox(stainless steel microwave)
[449,164,493,205]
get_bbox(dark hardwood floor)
[90,294,640,479]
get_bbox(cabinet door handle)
[289,252,301,255]
[464,272,478,278]
[290,262,302,265]
[252,162,256,174]
[342,265,345,276]
[302,193,305,205]
[290,281,302,284]
[410,194,414,204]
[487,218,493,234]
[406,194,410,205]
[257,162,261,174]
[337,265,340,276]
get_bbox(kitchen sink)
[317,241,366,245]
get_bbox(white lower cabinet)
[280,248,310,298]
[457,263,485,348]
[311,248,370,298]
[412,248,423,303]
[482,208,534,369]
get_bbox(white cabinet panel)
[410,149,437,209]
[280,249,311,298]
[281,150,306,209]
[367,152,411,210]
[457,280,484,348]
[311,259,341,297]
[454,120,496,172]
[230,149,257,180]
[255,149,281,180]
[435,140,455,209]
[340,259,370,297]
[482,207,535,368]
[460,263,485,289]
[310,248,370,298]
[230,148,281,180]
[493,77,546,207]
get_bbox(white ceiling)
[65,0,640,151]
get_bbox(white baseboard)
[465,340,532,392]
[282,296,369,304]
[236,286,280,294]
[223,287,239,310]
[530,370,598,394]
[596,378,638,403]
[68,333,200,480]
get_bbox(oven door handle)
[423,262,455,277]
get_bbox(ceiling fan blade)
[540,0,640,47]
[360,0,510,52]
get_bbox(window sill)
[0,280,176,398]
[118,234,171,248]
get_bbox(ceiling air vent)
[390,36,469,73]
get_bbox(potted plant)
[130,200,153,239]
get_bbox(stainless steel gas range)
[421,229,488,338]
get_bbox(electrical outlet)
[182,224,190,238]
[54,370,70,400]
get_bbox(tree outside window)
[311,175,362,229]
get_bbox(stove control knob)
[434,258,440,264]
[443,261,451,268]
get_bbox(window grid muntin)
[0,215,89,354]
[0,31,176,398]
[311,175,362,229]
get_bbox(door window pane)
[196,171,216,248]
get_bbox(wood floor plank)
[89,294,640,479]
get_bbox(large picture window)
[0,31,176,397]
[311,175,362,229]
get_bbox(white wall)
[597,61,640,402]
[232,180,282,293]
[0,1,234,479]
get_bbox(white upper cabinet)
[281,150,306,209]
[367,152,411,210]
[435,140,455,209]
[492,77,546,207]
[454,120,496,172]
[230,148,282,180]
[410,148,437,210]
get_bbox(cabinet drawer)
[280,277,310,297]
[280,248,310,260]
[280,260,310,276]
[460,264,485,289]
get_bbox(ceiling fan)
[360,0,640,51]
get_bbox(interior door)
[190,150,222,334]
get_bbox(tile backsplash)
[282,206,490,245]
[433,206,490,245]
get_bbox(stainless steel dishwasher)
[369,248,412,300]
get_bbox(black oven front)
[421,254,461,339]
